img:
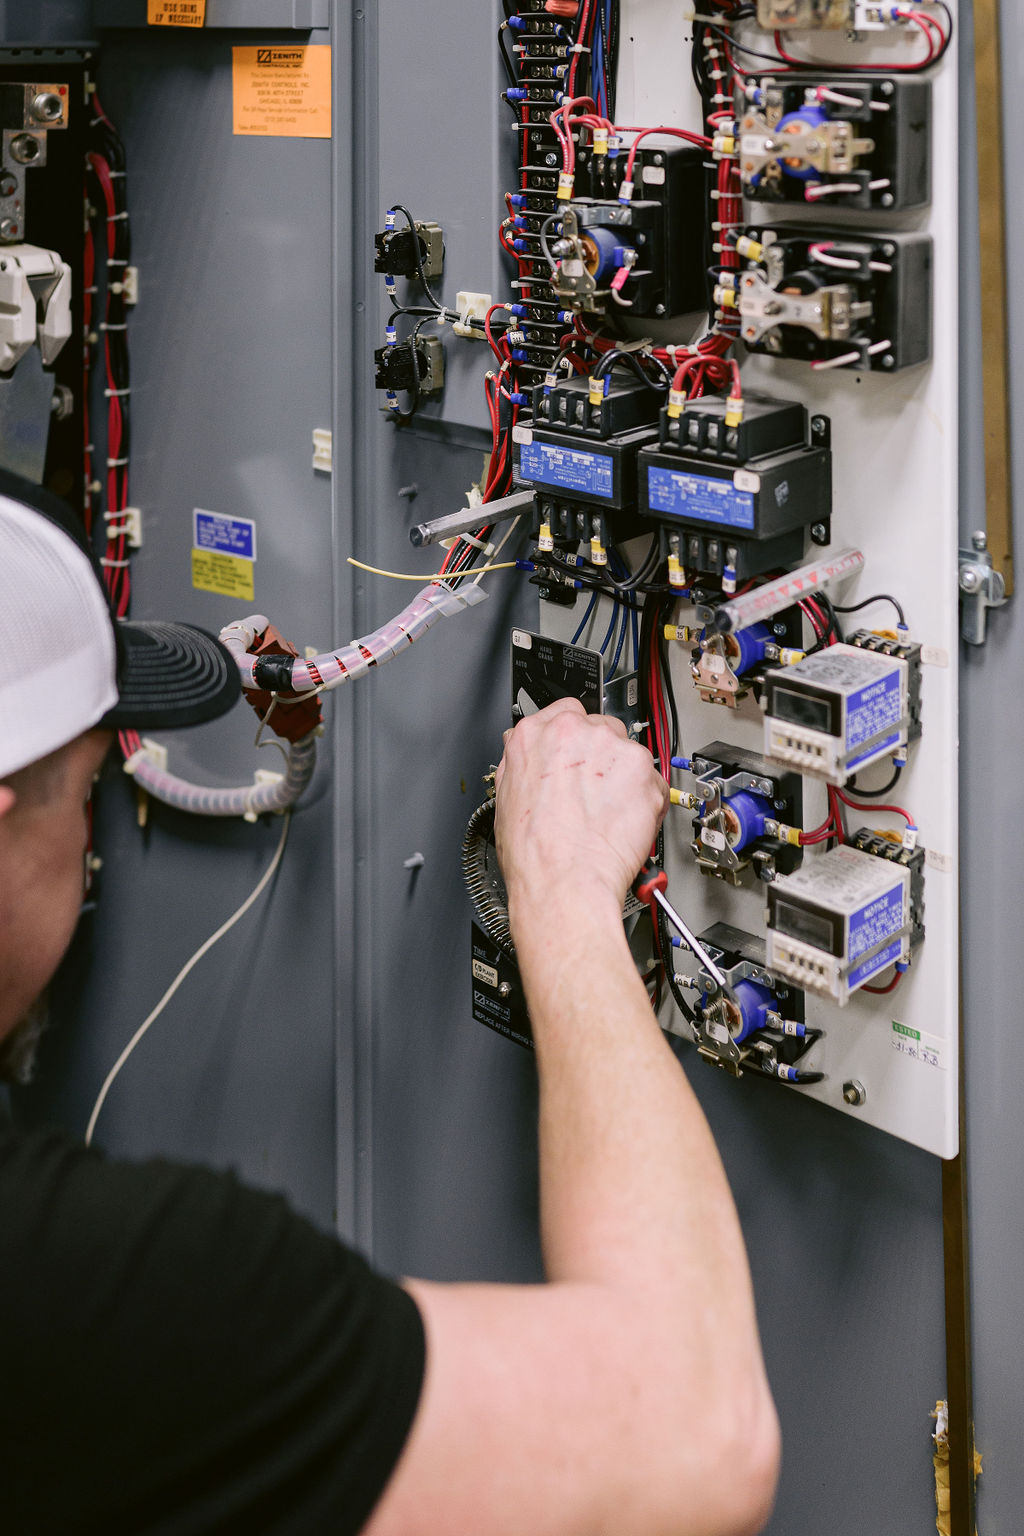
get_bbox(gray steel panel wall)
[14,24,343,1235]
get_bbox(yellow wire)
[347,556,520,581]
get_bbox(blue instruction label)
[845,668,900,752]
[193,509,257,561]
[849,938,903,991]
[646,466,755,530]
[518,440,614,499]
[848,883,904,963]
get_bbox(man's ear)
[0,786,16,818]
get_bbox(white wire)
[473,514,522,586]
[83,811,292,1147]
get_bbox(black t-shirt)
[0,1127,425,1534]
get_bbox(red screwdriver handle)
[633,859,668,906]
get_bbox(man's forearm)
[513,886,772,1427]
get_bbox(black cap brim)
[99,620,241,731]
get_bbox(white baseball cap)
[0,470,240,778]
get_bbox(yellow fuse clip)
[557,170,575,201]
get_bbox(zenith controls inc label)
[518,440,614,499]
[646,466,756,529]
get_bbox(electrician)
[0,471,779,1536]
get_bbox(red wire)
[862,969,904,996]
[832,788,914,825]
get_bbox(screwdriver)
[632,858,732,996]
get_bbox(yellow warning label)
[148,0,206,26]
[191,549,255,601]
[232,45,331,139]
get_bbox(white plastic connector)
[123,505,142,548]
[130,737,167,774]
[452,291,493,340]
[123,265,138,305]
[312,427,333,474]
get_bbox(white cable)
[474,515,522,586]
[83,811,291,1147]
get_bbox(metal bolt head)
[959,567,981,594]
[50,384,73,419]
[811,522,826,543]
[843,1079,866,1107]
[544,152,558,166]
[880,80,894,96]
[31,92,63,124]
[810,415,827,436]
[654,303,666,316]
[880,193,894,208]
[773,622,786,636]
[972,529,988,552]
[0,172,16,197]
[881,354,895,370]
[9,133,40,165]
[0,217,18,239]
[498,981,512,1000]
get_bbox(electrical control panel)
[449,0,960,1158]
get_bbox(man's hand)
[494,698,669,927]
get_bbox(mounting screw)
[545,152,558,166]
[881,354,895,369]
[653,154,663,165]
[773,621,786,636]
[972,529,988,552]
[843,1079,866,1107]
[810,415,827,437]
[882,243,896,258]
[880,80,894,96]
[773,798,786,811]
[498,981,512,1000]
[880,193,895,208]
[960,566,981,593]
[654,303,666,316]
[810,522,827,543]
[0,217,18,239]
[0,172,16,197]
[50,384,73,419]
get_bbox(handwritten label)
[232,45,331,139]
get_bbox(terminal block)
[513,374,661,560]
[738,75,931,211]
[544,144,706,319]
[0,81,69,245]
[766,837,925,1004]
[373,218,444,280]
[686,741,802,886]
[676,922,816,1083]
[637,393,831,583]
[763,629,921,784]
[737,227,932,370]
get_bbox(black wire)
[655,596,679,756]
[498,23,519,91]
[832,592,906,627]
[846,763,904,799]
[814,590,844,643]
[388,203,445,311]
[593,349,669,391]
[658,901,697,1028]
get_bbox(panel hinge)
[959,531,1008,645]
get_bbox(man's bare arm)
[365,701,779,1536]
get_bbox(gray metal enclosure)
[5,1,1023,1531]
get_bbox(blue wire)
[571,590,599,646]
[599,597,619,656]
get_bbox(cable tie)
[103,386,131,397]
[103,507,130,520]
[106,257,128,266]
[105,456,129,467]
[458,532,494,555]
[83,284,99,294]
[105,521,131,538]
[100,555,130,567]
[106,169,126,179]
[99,321,128,332]
[106,211,130,223]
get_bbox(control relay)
[766,836,925,1004]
